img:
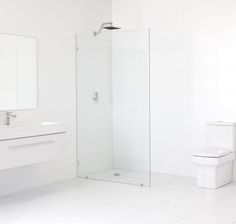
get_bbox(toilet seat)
[192,148,235,166]
[193,148,233,158]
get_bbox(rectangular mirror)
[0,33,38,111]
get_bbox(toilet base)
[196,161,233,189]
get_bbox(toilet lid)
[193,148,232,158]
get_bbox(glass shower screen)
[76,29,150,186]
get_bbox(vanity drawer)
[0,133,65,171]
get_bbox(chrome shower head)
[103,26,120,30]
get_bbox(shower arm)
[93,22,113,36]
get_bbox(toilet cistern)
[5,112,17,126]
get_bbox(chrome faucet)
[5,112,17,126]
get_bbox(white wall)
[0,0,111,195]
[112,0,236,177]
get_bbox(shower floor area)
[84,169,151,186]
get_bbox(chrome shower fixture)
[93,22,121,36]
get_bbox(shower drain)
[114,173,121,176]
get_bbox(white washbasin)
[0,122,66,140]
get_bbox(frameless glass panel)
[76,32,113,177]
[110,29,150,186]
[76,29,150,186]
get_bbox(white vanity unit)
[0,122,66,171]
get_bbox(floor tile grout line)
[125,190,196,218]
[118,180,199,219]
[154,176,186,188]
[172,191,236,224]
[121,183,236,224]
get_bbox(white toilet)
[192,121,236,189]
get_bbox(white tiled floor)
[0,174,236,224]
